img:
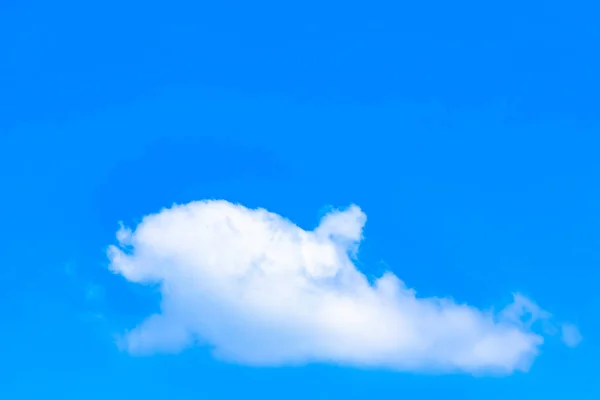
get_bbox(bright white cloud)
[107,200,577,374]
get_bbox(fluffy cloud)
[107,200,577,374]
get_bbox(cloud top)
[107,200,577,374]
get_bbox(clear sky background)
[1,0,599,398]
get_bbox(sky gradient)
[1,0,599,398]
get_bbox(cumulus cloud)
[107,200,577,374]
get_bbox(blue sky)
[1,0,599,398]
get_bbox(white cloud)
[107,200,576,374]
